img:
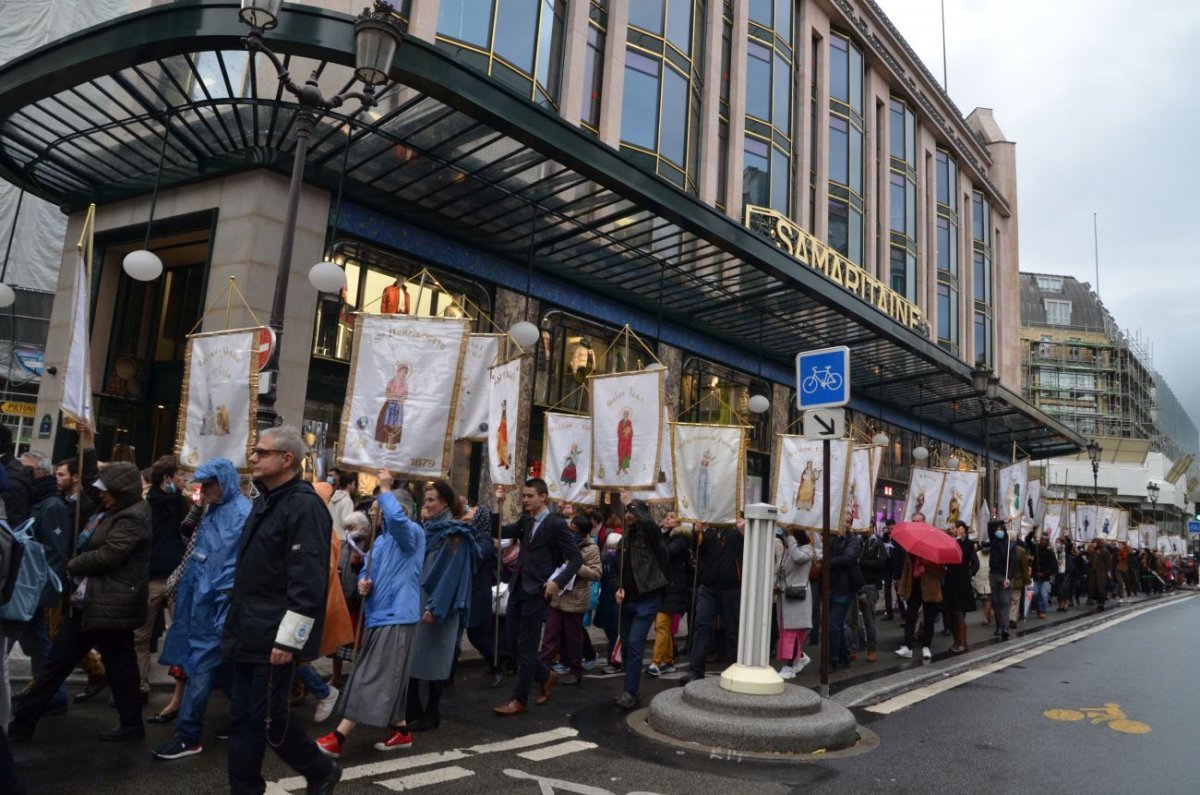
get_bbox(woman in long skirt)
[317,469,424,757]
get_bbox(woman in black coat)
[943,521,980,654]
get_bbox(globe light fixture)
[748,394,770,413]
[946,455,960,470]
[353,2,404,86]
[509,320,540,349]
[308,260,346,293]
[239,0,284,30]
[123,249,163,282]
[913,445,929,462]
[871,431,890,446]
[0,283,15,309]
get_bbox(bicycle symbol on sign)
[1043,703,1151,735]
[801,366,843,395]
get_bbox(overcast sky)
[875,0,1200,428]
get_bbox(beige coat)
[551,539,602,614]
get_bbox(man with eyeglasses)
[222,426,338,795]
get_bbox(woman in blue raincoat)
[152,458,251,760]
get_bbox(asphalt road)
[10,595,1196,794]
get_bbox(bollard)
[719,502,785,695]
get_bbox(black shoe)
[678,674,699,687]
[408,715,440,732]
[560,674,582,685]
[75,680,107,703]
[1001,632,1009,641]
[215,726,230,741]
[308,760,342,795]
[602,664,623,675]
[45,700,68,717]
[98,724,145,741]
[488,670,506,688]
[147,710,178,724]
[615,691,639,710]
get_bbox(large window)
[742,0,793,216]
[888,97,917,301]
[534,311,654,411]
[620,0,706,192]
[934,149,959,354]
[828,32,863,263]
[679,358,770,453]
[972,190,993,365]
[437,0,566,108]
[581,1,608,131]
[1044,298,1072,326]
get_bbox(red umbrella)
[890,521,963,566]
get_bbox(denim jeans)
[176,665,231,745]
[619,596,661,697]
[829,594,853,665]
[295,663,330,700]
[1033,580,1051,614]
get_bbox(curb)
[832,592,1194,709]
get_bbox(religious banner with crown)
[176,327,262,472]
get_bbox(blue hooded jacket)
[362,491,424,628]
[159,458,251,675]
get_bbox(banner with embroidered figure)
[773,436,851,532]
[934,470,980,531]
[177,328,261,471]
[997,460,1029,520]
[543,413,595,505]
[846,445,882,531]
[488,358,523,486]
[902,468,946,522]
[631,407,675,503]
[454,334,500,441]
[589,370,664,490]
[672,423,744,525]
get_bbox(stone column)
[719,502,784,695]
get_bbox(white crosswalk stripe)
[515,740,599,761]
[376,765,475,791]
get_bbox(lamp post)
[972,364,1000,510]
[1147,481,1159,528]
[1086,439,1101,511]
[238,0,404,422]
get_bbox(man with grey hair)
[222,426,338,794]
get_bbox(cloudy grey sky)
[875,0,1200,427]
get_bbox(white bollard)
[719,503,785,695]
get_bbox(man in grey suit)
[493,478,582,716]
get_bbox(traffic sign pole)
[819,437,831,697]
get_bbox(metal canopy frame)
[0,0,1086,459]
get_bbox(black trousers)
[506,591,550,705]
[227,661,331,795]
[903,588,938,649]
[687,585,740,679]
[11,610,141,734]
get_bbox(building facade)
[0,0,1083,516]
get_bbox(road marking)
[503,768,667,795]
[516,740,599,761]
[271,728,580,791]
[377,765,475,790]
[1044,704,1151,734]
[866,596,1192,715]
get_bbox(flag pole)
[70,204,96,552]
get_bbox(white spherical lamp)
[871,431,890,446]
[946,455,960,470]
[912,445,929,462]
[509,320,540,349]
[308,260,346,293]
[645,362,667,371]
[122,249,163,281]
[0,283,15,309]
[747,394,770,413]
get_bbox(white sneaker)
[778,665,795,679]
[895,646,913,658]
[314,685,339,723]
[922,647,932,660]
[793,653,811,673]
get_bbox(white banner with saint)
[631,407,675,503]
[1117,510,1130,543]
[1140,524,1158,549]
[997,460,1029,520]
[1043,509,1062,544]
[846,446,881,531]
[1074,505,1097,542]
[488,358,522,486]
[590,370,663,490]
[339,314,469,478]
[1026,479,1042,520]
[934,470,980,531]
[1127,526,1142,549]
[176,328,260,471]
[543,413,594,506]
[672,423,744,525]
[1157,534,1172,556]
[1096,506,1120,541]
[774,436,851,532]
[453,334,499,441]
[903,468,945,522]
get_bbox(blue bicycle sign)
[794,346,850,410]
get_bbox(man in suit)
[493,478,582,716]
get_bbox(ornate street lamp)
[1087,439,1101,507]
[1147,481,1160,525]
[972,364,1000,508]
[239,1,404,421]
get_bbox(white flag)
[61,248,93,425]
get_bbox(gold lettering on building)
[744,205,928,333]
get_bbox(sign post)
[1188,521,1200,536]
[795,347,850,697]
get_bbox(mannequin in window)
[381,277,410,315]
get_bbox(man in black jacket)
[493,478,582,716]
[135,455,189,699]
[0,424,34,528]
[681,518,745,684]
[222,426,338,795]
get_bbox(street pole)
[982,407,991,511]
[819,438,831,697]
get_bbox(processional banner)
[847,446,881,532]
[589,370,664,490]
[1074,505,1097,542]
[1117,510,1130,543]
[488,358,523,486]
[671,423,744,525]
[1043,508,1062,544]
[933,470,980,531]
[176,327,260,471]
[1026,479,1042,520]
[631,407,675,503]
[338,314,469,478]
[1127,526,1142,549]
[542,413,595,506]
[453,334,500,441]
[902,468,945,522]
[997,460,1029,520]
[1140,524,1158,549]
[773,436,851,532]
[1096,506,1120,541]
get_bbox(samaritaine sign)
[744,205,928,334]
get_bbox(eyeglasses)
[250,447,288,458]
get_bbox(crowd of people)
[0,421,1196,794]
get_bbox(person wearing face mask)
[135,455,190,704]
[986,517,1017,641]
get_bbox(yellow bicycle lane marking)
[1044,703,1151,735]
